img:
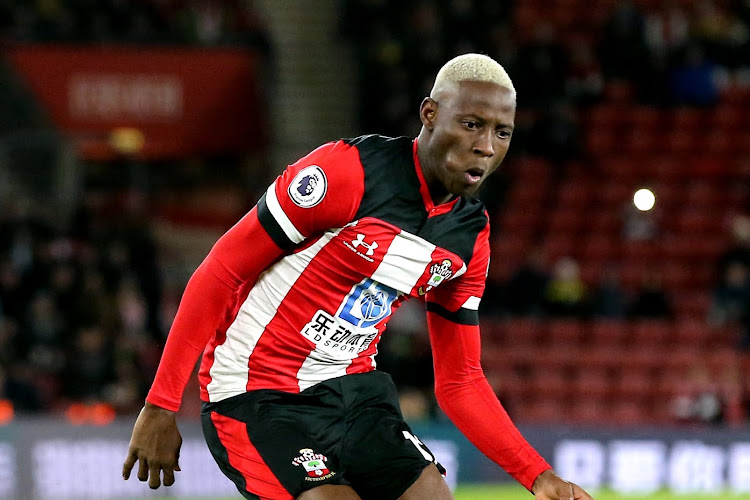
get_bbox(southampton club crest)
[419,259,454,296]
[427,259,454,287]
[288,165,328,208]
[292,448,336,481]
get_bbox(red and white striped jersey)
[198,135,491,402]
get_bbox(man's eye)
[464,121,478,129]
[497,130,511,139]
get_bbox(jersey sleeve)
[424,218,490,325]
[146,207,284,411]
[256,140,365,250]
[427,314,552,490]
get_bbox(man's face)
[419,80,516,200]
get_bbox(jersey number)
[402,430,436,463]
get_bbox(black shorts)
[201,371,444,500]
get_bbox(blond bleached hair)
[430,53,515,97]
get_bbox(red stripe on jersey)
[210,412,293,500]
[273,140,365,240]
[245,224,399,392]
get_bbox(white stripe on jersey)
[454,262,468,279]
[462,295,481,310]
[206,229,340,402]
[265,183,305,244]
[297,352,353,391]
[371,231,435,293]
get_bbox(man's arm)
[123,207,285,488]
[427,311,593,500]
[426,310,551,489]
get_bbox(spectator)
[565,40,604,106]
[597,1,650,82]
[669,44,720,107]
[670,364,723,425]
[62,325,114,402]
[690,0,749,68]
[707,260,750,326]
[503,245,550,316]
[628,270,674,319]
[590,265,628,319]
[514,21,568,110]
[622,201,659,241]
[645,1,690,58]
[717,214,750,279]
[0,362,41,412]
[544,256,587,317]
[526,100,583,167]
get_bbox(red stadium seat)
[568,398,609,425]
[547,208,585,235]
[547,320,586,347]
[589,320,629,347]
[586,129,617,156]
[624,106,662,130]
[573,368,613,399]
[587,105,623,130]
[543,234,578,261]
[609,400,650,426]
[589,211,622,235]
[611,371,654,400]
[500,208,541,236]
[671,318,712,349]
[670,107,704,131]
[684,181,722,207]
[672,291,712,321]
[709,104,746,131]
[624,130,657,155]
[650,157,685,182]
[630,320,672,347]
[556,180,594,209]
[515,398,567,424]
[496,318,543,347]
[616,347,661,375]
[528,368,572,400]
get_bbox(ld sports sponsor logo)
[292,448,336,481]
[288,165,327,208]
[300,278,399,358]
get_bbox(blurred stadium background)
[1,0,750,498]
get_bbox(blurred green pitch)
[155,483,750,500]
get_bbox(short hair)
[430,53,515,97]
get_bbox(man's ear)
[419,97,438,130]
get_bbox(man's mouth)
[464,168,484,184]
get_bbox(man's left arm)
[424,220,593,500]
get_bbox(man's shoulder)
[343,134,412,153]
[454,196,490,227]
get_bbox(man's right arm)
[146,206,285,410]
[123,207,284,489]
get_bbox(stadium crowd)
[0,0,749,427]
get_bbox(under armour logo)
[351,234,378,256]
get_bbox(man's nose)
[473,130,495,157]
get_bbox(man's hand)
[122,402,183,489]
[532,469,594,500]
